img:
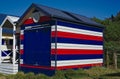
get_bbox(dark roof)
[34,3,104,27]
[0,13,7,25]
[18,3,104,27]
[0,13,19,26]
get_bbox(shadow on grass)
[104,72,120,76]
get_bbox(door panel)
[24,27,51,66]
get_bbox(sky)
[0,0,120,20]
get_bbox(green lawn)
[0,67,120,79]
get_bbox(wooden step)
[0,63,18,74]
[1,56,10,60]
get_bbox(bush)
[36,74,50,79]
[64,69,89,79]
[52,70,66,79]
[84,66,119,79]
[6,74,15,79]
[14,72,25,79]
[0,67,120,79]
[25,72,36,79]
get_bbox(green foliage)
[91,17,103,23]
[64,69,89,79]
[36,74,50,79]
[85,67,118,78]
[0,67,120,79]
[24,72,36,79]
[114,11,120,21]
[105,22,120,42]
[6,74,15,79]
[92,11,120,52]
[52,70,66,79]
[14,72,25,79]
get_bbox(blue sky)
[0,0,120,20]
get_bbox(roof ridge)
[18,3,104,27]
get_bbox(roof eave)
[52,16,104,28]
[17,3,52,27]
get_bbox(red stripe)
[51,31,103,41]
[20,63,103,70]
[16,33,20,35]
[20,35,24,40]
[23,18,34,25]
[20,49,24,54]
[56,63,103,70]
[39,16,51,23]
[51,49,103,55]
[20,64,55,70]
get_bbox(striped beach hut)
[17,3,104,75]
[0,13,19,74]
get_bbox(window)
[2,39,13,45]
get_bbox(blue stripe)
[21,26,25,30]
[20,67,55,76]
[3,28,13,34]
[20,40,24,44]
[21,55,24,59]
[51,54,103,60]
[2,51,11,56]
[52,37,103,45]
[57,21,103,32]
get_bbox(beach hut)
[17,3,104,75]
[0,13,19,74]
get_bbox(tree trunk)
[113,52,117,69]
[106,50,109,68]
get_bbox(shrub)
[85,67,107,78]
[25,72,36,79]
[36,74,50,79]
[6,74,15,79]
[64,69,89,79]
[84,66,119,79]
[14,72,25,79]
[52,70,66,79]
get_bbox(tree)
[111,14,115,22]
[91,11,120,68]
[115,11,120,21]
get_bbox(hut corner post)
[0,27,2,64]
[55,20,57,71]
[113,52,117,69]
[12,24,16,65]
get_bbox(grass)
[0,67,120,79]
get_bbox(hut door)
[24,27,51,66]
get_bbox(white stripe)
[51,43,103,50]
[51,25,56,31]
[2,36,13,39]
[51,59,103,66]
[20,45,23,49]
[20,59,23,64]
[54,25,102,36]
[25,26,32,29]
[20,30,24,35]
